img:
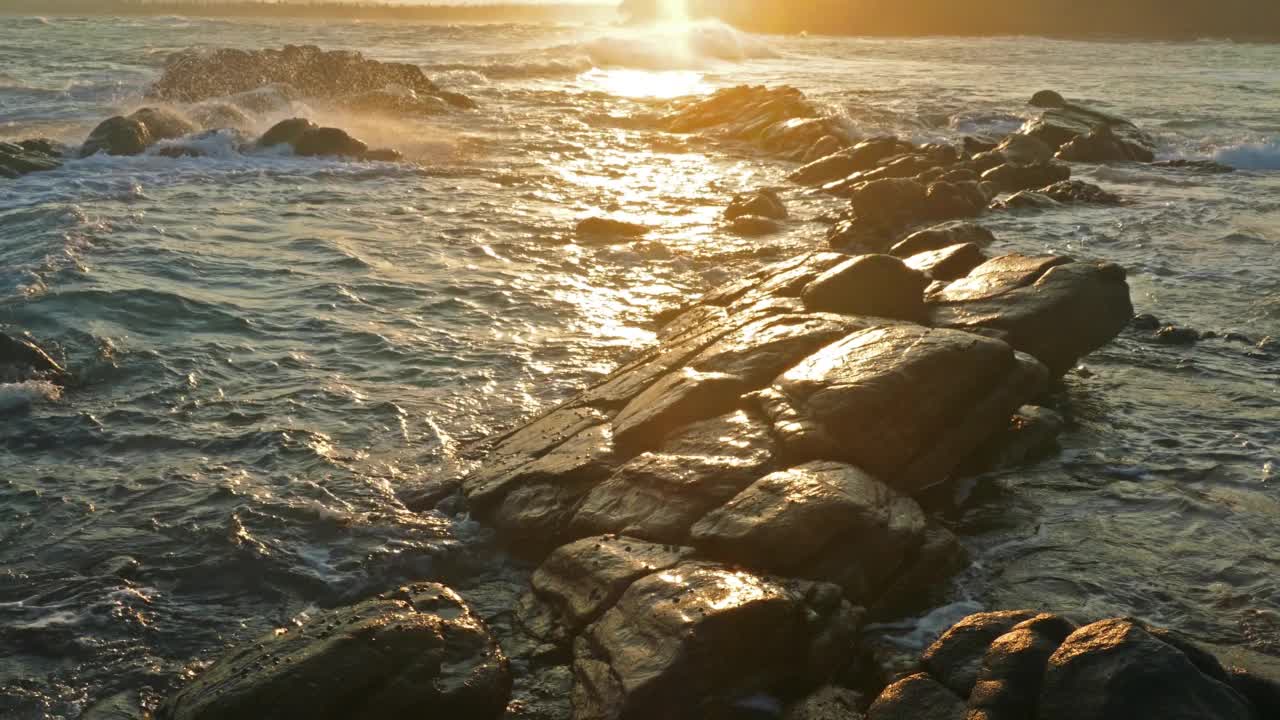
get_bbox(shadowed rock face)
[572,560,862,720]
[80,116,153,157]
[0,140,62,179]
[864,610,1277,720]
[0,332,68,384]
[156,583,511,720]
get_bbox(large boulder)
[575,217,650,243]
[928,255,1134,376]
[1020,91,1156,163]
[1039,619,1255,720]
[157,583,511,720]
[127,107,198,141]
[902,243,986,282]
[980,161,1071,193]
[789,136,914,186]
[752,325,1048,494]
[80,116,153,157]
[967,613,1078,720]
[866,673,964,720]
[572,561,862,720]
[994,133,1054,165]
[889,222,996,258]
[689,460,946,603]
[257,117,319,148]
[799,254,929,320]
[921,609,1044,697]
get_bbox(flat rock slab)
[157,583,511,720]
[753,324,1048,494]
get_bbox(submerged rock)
[1021,90,1156,163]
[80,116,153,157]
[157,583,511,720]
[728,214,783,236]
[1152,159,1235,174]
[575,217,650,242]
[0,332,68,384]
[292,127,368,158]
[0,140,62,178]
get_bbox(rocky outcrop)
[866,610,1277,720]
[575,217,651,243]
[127,107,198,142]
[80,116,153,157]
[157,583,511,720]
[725,188,788,220]
[148,44,473,111]
[255,118,401,162]
[1021,90,1156,163]
[0,139,62,178]
[661,85,850,161]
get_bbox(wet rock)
[729,214,783,236]
[258,117,319,148]
[1152,159,1234,174]
[520,535,695,643]
[922,180,989,219]
[803,134,845,164]
[149,44,468,110]
[610,368,749,455]
[398,476,463,513]
[0,332,68,384]
[571,410,778,543]
[156,128,251,158]
[1039,618,1254,720]
[994,134,1054,165]
[980,161,1071,193]
[157,583,511,720]
[340,88,450,116]
[292,127,368,157]
[921,609,1043,697]
[80,116,153,157]
[1020,92,1155,162]
[127,107,198,141]
[575,217,650,243]
[359,148,403,162]
[902,243,986,282]
[786,685,865,720]
[966,613,1077,720]
[868,523,968,616]
[1030,90,1067,108]
[0,140,62,178]
[928,255,1134,376]
[726,188,788,220]
[753,325,1049,494]
[1228,668,1280,717]
[690,460,935,602]
[572,561,862,720]
[1155,324,1200,345]
[1056,124,1150,163]
[866,673,963,720]
[799,254,929,320]
[663,85,821,148]
[889,222,995,258]
[967,404,1064,472]
[1130,313,1161,330]
[998,179,1122,209]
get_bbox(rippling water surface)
[2,14,1278,718]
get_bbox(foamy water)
[2,13,1278,717]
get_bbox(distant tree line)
[0,0,619,23]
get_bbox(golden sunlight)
[580,69,708,99]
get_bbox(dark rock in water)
[80,116,153,157]
[1152,159,1235,174]
[922,609,1044,697]
[157,582,511,720]
[1039,618,1255,720]
[1056,124,1150,163]
[902,242,986,282]
[1228,668,1280,717]
[1029,90,1067,109]
[786,685,866,720]
[981,161,1071,193]
[968,404,1064,472]
[149,44,471,111]
[729,214,783,236]
[340,88,450,116]
[571,560,861,720]
[18,138,63,157]
[1155,325,1200,345]
[0,332,68,384]
[928,255,1134,376]
[1037,179,1122,205]
[966,613,1077,720]
[689,460,940,602]
[752,324,1049,495]
[1020,92,1156,162]
[292,127,368,157]
[963,135,999,155]
[1130,313,1161,331]
[127,107,197,141]
[257,117,318,148]
[890,222,995,258]
[156,128,251,158]
[398,476,462,512]
[866,673,964,720]
[359,148,403,162]
[436,89,479,110]
[575,216,650,242]
[0,140,62,178]
[800,254,929,320]
[725,188,788,220]
[570,410,778,544]
[610,367,750,454]
[803,134,844,164]
[922,180,988,220]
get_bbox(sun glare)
[581,68,707,99]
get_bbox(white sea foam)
[0,380,62,412]
[579,20,776,70]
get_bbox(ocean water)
[2,14,1279,718]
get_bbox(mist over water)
[1,13,1278,717]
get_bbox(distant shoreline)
[0,1,621,23]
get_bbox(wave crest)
[1213,138,1280,170]
[579,19,776,70]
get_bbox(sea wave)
[1213,138,1280,170]
[0,380,63,413]
[578,19,777,70]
